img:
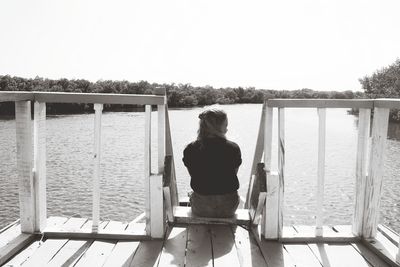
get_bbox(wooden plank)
[46,240,91,267]
[374,98,400,109]
[266,99,374,109]
[73,240,116,267]
[363,232,399,266]
[163,187,174,222]
[251,226,295,267]
[283,244,322,267]
[316,108,326,237]
[278,108,285,239]
[363,107,390,238]
[44,216,69,231]
[43,231,149,241]
[150,174,164,238]
[173,206,250,225]
[61,217,88,232]
[158,104,166,174]
[0,224,21,249]
[15,101,35,233]
[103,241,140,267]
[353,108,371,236]
[164,105,179,208]
[210,225,241,266]
[0,91,34,102]
[308,243,371,267]
[264,172,280,239]
[33,101,47,232]
[92,103,103,231]
[245,102,267,208]
[129,240,163,267]
[252,193,267,225]
[21,238,69,266]
[0,233,36,266]
[281,225,358,243]
[351,242,391,267]
[2,240,40,266]
[249,163,267,223]
[157,227,187,267]
[33,91,165,105]
[186,225,213,267]
[232,225,267,267]
[378,224,400,247]
[145,105,152,235]
[0,220,19,235]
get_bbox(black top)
[183,137,242,195]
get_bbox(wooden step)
[173,206,250,226]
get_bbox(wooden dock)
[1,216,398,266]
[1,92,400,266]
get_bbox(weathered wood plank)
[249,163,267,223]
[251,226,295,266]
[73,240,116,267]
[157,227,187,267]
[173,206,250,225]
[145,105,152,235]
[308,243,371,267]
[374,98,400,109]
[46,240,91,267]
[353,109,371,236]
[245,102,267,208]
[33,91,165,105]
[277,108,285,239]
[15,101,35,233]
[186,225,213,267]
[150,174,164,238]
[158,104,166,174]
[363,107,390,238]
[129,240,164,267]
[0,91,34,102]
[363,232,399,267]
[316,108,326,237]
[0,233,36,266]
[92,103,103,231]
[232,226,267,267]
[210,225,241,267]
[33,101,47,232]
[282,225,358,243]
[264,172,280,239]
[266,99,374,109]
[284,244,322,267]
[22,239,69,266]
[103,241,140,267]
[351,242,391,267]
[0,224,21,249]
[2,240,40,266]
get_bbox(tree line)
[0,75,363,115]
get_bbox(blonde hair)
[197,109,227,140]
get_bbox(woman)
[182,109,242,218]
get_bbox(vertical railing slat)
[158,104,166,174]
[144,105,152,235]
[316,108,326,237]
[15,101,35,233]
[352,108,371,236]
[33,101,47,232]
[277,108,285,238]
[363,107,389,238]
[92,103,103,232]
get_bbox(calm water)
[1,104,399,233]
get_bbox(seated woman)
[182,109,242,218]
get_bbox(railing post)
[15,101,35,233]
[277,108,285,238]
[362,107,389,238]
[145,105,151,235]
[33,101,47,232]
[316,108,326,237]
[352,108,371,236]
[245,102,266,208]
[92,103,103,232]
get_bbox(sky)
[0,0,399,91]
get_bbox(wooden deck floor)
[0,217,395,267]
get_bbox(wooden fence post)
[15,101,35,233]
[144,105,152,235]
[316,108,326,237]
[277,108,285,239]
[352,108,371,236]
[92,103,103,232]
[33,101,47,232]
[362,107,389,238]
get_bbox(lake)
[1,104,399,233]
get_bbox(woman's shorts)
[189,191,239,218]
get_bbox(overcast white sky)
[0,0,399,91]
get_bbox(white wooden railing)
[0,89,179,239]
[245,98,400,262]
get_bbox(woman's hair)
[197,109,227,140]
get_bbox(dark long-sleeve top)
[183,137,242,195]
